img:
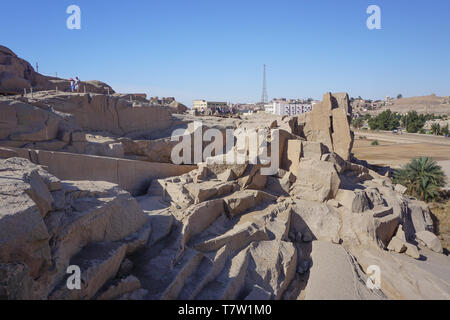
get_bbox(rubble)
[0,46,448,300]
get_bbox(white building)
[265,100,313,116]
[192,100,228,110]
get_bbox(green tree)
[352,118,364,129]
[393,157,447,202]
[397,94,403,99]
[368,109,400,131]
[441,124,449,136]
[431,123,441,135]
[402,111,426,133]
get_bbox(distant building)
[265,99,313,116]
[150,96,176,105]
[193,100,228,111]
[131,93,147,99]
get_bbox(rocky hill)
[0,47,449,300]
[0,45,114,95]
[353,95,450,116]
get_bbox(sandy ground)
[353,131,450,187]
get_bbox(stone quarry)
[1,46,449,300]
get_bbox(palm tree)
[393,157,447,202]
[431,123,441,135]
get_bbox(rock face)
[0,51,448,301]
[295,92,354,160]
[0,45,114,95]
[304,241,381,300]
[415,231,443,253]
[293,159,341,202]
[0,157,150,299]
[0,92,173,139]
[0,90,180,176]
[124,147,447,300]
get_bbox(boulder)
[180,199,226,248]
[395,224,407,242]
[238,166,268,190]
[302,141,328,161]
[50,242,128,300]
[120,138,177,163]
[297,92,354,161]
[24,170,54,217]
[0,159,52,278]
[387,237,407,253]
[0,157,150,299]
[374,215,400,249]
[281,139,302,173]
[293,159,341,202]
[321,152,347,174]
[335,189,371,213]
[97,275,141,300]
[205,156,248,179]
[304,241,380,300]
[372,206,394,218]
[409,202,434,235]
[245,240,297,300]
[365,188,385,207]
[147,174,194,208]
[415,231,443,254]
[266,173,293,197]
[331,107,353,161]
[1,99,61,142]
[185,180,235,203]
[394,184,408,194]
[223,190,276,217]
[404,243,420,259]
[217,169,236,182]
[291,200,341,243]
[0,263,34,300]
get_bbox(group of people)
[69,77,81,92]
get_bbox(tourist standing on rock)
[75,77,80,92]
[69,78,75,92]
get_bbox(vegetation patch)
[393,157,447,203]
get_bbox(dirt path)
[354,130,450,146]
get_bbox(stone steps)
[160,248,204,300]
[49,241,127,300]
[177,256,214,300]
[130,222,181,299]
[194,249,249,300]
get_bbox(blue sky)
[1,0,449,106]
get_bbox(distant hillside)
[353,95,450,116]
